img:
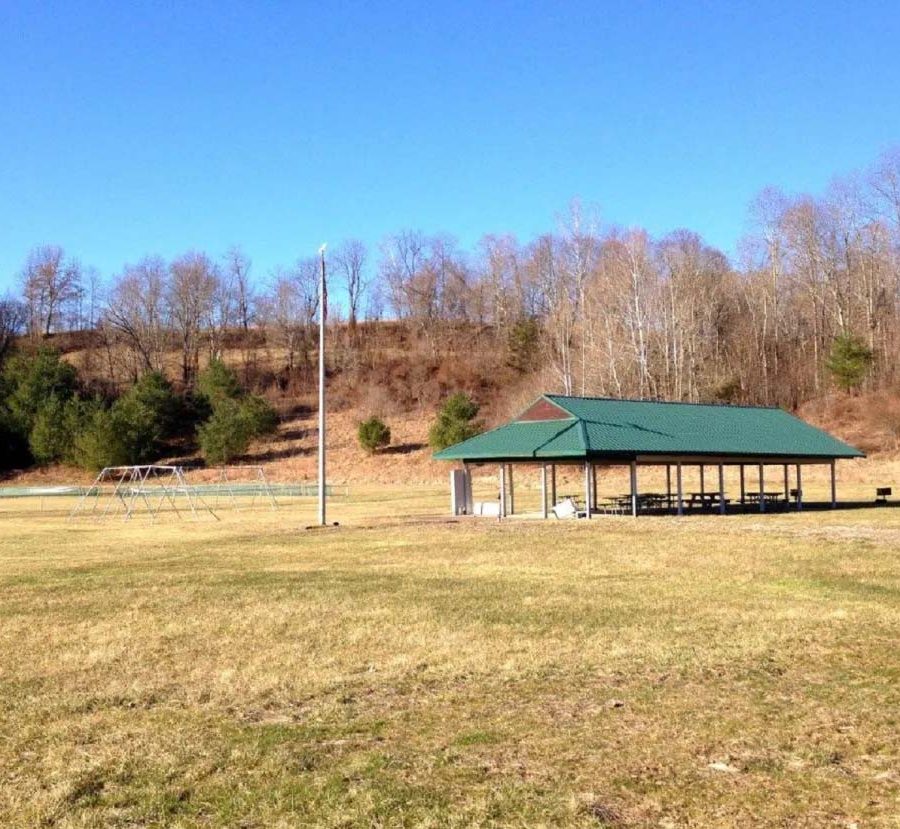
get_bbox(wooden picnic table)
[687,491,729,509]
[744,491,783,503]
[613,493,678,511]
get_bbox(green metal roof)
[432,395,864,461]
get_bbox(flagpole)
[318,243,327,526]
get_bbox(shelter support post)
[830,460,836,508]
[551,465,557,508]
[783,464,789,502]
[584,461,592,519]
[718,464,725,515]
[507,465,514,515]
[666,465,672,506]
[499,464,506,518]
[740,466,746,506]
[796,465,803,512]
[629,461,638,518]
[758,463,765,513]
[699,465,705,496]
[676,462,684,517]
[592,465,598,510]
[541,465,548,519]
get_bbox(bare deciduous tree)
[20,245,83,337]
[333,239,368,329]
[168,252,218,384]
[260,259,319,373]
[0,295,26,362]
[225,247,254,332]
[106,257,169,377]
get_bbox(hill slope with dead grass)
[7,324,900,486]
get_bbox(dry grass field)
[1,482,899,827]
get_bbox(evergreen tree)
[128,371,181,436]
[197,398,252,464]
[197,394,278,465]
[506,317,540,373]
[0,374,29,468]
[240,394,279,438]
[429,393,482,451]
[196,359,243,408]
[71,406,128,470]
[826,334,873,394]
[111,371,181,463]
[358,416,391,453]
[2,347,78,439]
[28,395,71,464]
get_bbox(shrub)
[358,416,391,454]
[429,393,482,451]
[826,334,873,394]
[712,377,742,403]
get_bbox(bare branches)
[8,143,900,405]
[0,295,26,362]
[20,245,83,337]
[333,239,368,328]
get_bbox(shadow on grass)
[381,442,427,455]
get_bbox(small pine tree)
[826,334,873,394]
[110,374,180,465]
[2,347,78,439]
[429,393,482,451]
[128,371,181,437]
[506,317,540,373]
[197,398,252,464]
[358,416,391,454]
[196,359,243,408]
[194,361,278,463]
[29,395,71,464]
[71,405,128,470]
[240,394,279,437]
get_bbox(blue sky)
[1,0,899,289]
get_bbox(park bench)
[876,487,892,503]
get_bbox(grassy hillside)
[10,323,899,487]
[1,488,898,826]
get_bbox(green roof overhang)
[432,395,865,463]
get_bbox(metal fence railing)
[0,483,349,499]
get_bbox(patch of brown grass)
[0,488,898,826]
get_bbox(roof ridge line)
[577,418,590,455]
[545,393,782,411]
